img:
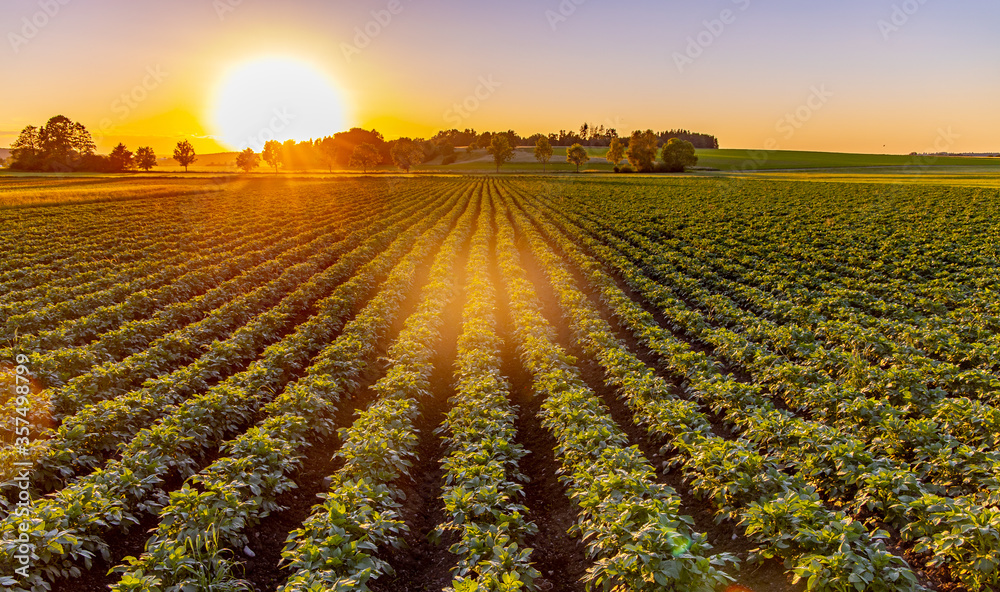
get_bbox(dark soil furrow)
[490,216,590,592]
[507,203,802,592]
[369,214,472,592]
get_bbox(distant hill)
[0,148,10,162]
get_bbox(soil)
[45,204,452,592]
[238,430,345,592]
[506,198,804,592]
[243,201,463,591]
[509,191,965,592]
[369,207,472,592]
[491,217,592,592]
[49,512,160,592]
[30,186,964,592]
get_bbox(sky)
[1,0,998,155]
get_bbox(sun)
[210,56,349,151]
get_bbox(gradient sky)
[2,0,998,155]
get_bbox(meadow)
[1,172,998,592]
[8,147,991,178]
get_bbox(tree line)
[5,115,197,173]
[6,115,714,173]
[527,130,699,174]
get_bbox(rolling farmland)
[1,175,999,592]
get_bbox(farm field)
[7,147,995,176]
[1,175,999,592]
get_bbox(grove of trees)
[9,115,96,171]
[390,138,424,173]
[349,143,381,173]
[5,116,713,174]
[6,116,169,173]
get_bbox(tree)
[626,129,659,172]
[332,128,388,166]
[9,125,42,170]
[9,117,98,171]
[655,129,719,149]
[534,136,553,173]
[606,137,625,166]
[475,131,493,151]
[349,143,381,173]
[282,139,298,171]
[236,148,260,173]
[108,143,134,172]
[280,139,314,171]
[487,135,515,173]
[173,139,197,172]
[318,137,338,172]
[567,143,590,173]
[135,146,157,171]
[660,137,698,172]
[262,140,282,173]
[390,138,424,173]
[39,115,95,169]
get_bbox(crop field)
[1,175,999,592]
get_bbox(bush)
[441,154,458,165]
[660,137,698,172]
[617,164,635,173]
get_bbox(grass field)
[1,174,999,591]
[8,146,996,178]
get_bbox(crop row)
[502,182,924,591]
[275,186,479,592]
[0,182,419,444]
[492,181,737,592]
[0,186,467,590]
[110,182,479,591]
[575,204,1000,493]
[434,191,539,590]
[512,180,1000,590]
[0,185,445,493]
[1,182,456,505]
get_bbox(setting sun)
[209,56,349,151]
